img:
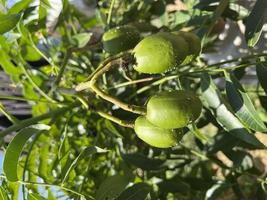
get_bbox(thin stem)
[107,0,116,25]
[0,103,19,124]
[28,34,57,69]
[52,49,72,89]
[130,75,179,98]
[0,102,80,137]
[17,54,57,103]
[0,95,64,105]
[76,52,127,91]
[18,180,92,199]
[90,61,146,115]
[204,53,267,68]
[97,111,134,128]
[108,76,158,89]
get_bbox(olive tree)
[0,0,267,199]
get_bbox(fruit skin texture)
[172,31,201,64]
[102,25,140,54]
[133,32,189,74]
[134,116,180,148]
[146,90,202,129]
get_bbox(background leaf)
[256,60,267,95]
[244,0,267,47]
[96,174,131,200]
[28,193,47,200]
[0,14,20,34]
[116,183,151,200]
[121,152,165,170]
[201,74,265,148]
[225,73,267,132]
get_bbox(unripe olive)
[134,116,181,148]
[172,31,201,64]
[133,32,189,74]
[146,90,202,129]
[102,25,140,54]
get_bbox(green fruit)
[146,90,202,129]
[102,25,140,54]
[133,32,189,74]
[134,116,181,148]
[173,31,201,64]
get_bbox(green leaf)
[244,0,267,47]
[3,128,42,182]
[0,186,9,200]
[70,33,92,48]
[0,49,22,82]
[157,178,190,194]
[0,14,20,34]
[121,152,165,170]
[105,120,122,137]
[116,183,151,200]
[28,193,47,200]
[225,74,267,132]
[61,146,108,183]
[8,0,32,14]
[223,150,253,171]
[256,60,267,95]
[200,74,265,149]
[205,181,231,200]
[96,174,131,200]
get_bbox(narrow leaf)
[244,0,267,47]
[116,183,151,200]
[256,60,267,95]
[28,193,47,200]
[61,146,108,183]
[0,14,20,34]
[226,74,267,132]
[3,128,41,182]
[96,174,131,200]
[8,0,32,14]
[201,74,265,148]
[70,33,92,48]
[0,186,9,200]
[205,181,231,200]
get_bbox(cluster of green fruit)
[134,91,202,148]
[102,25,202,148]
[102,25,201,74]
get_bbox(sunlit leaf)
[201,74,265,148]
[0,187,9,200]
[70,33,92,48]
[0,14,20,34]
[28,193,47,200]
[3,128,42,182]
[226,73,267,132]
[205,181,231,200]
[8,0,32,14]
[61,146,108,183]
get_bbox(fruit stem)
[97,111,134,128]
[90,61,146,114]
[81,52,146,115]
